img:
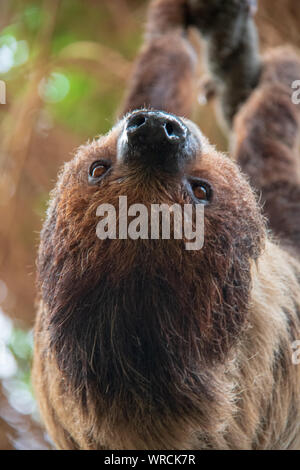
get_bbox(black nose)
[127,111,187,145]
[119,110,194,173]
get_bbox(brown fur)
[257,0,300,50]
[233,47,300,255]
[33,0,300,449]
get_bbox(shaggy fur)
[33,0,300,449]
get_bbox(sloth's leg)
[189,0,300,254]
[187,0,261,125]
[120,0,199,118]
[121,0,260,122]
[233,48,300,254]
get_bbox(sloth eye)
[89,160,111,183]
[188,178,213,205]
[193,184,209,201]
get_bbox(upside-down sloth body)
[33,0,300,449]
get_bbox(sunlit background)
[0,0,299,450]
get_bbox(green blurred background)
[0,0,298,450]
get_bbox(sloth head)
[38,109,265,412]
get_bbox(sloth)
[33,0,300,449]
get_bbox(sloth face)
[38,110,265,398]
[46,109,263,264]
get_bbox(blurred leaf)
[39,71,70,103]
[23,5,44,33]
[0,35,29,75]
[51,32,78,55]
[43,68,123,137]
[9,328,33,363]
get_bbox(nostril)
[133,115,147,128]
[127,113,147,131]
[165,122,175,138]
[120,110,195,171]
[164,120,185,140]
